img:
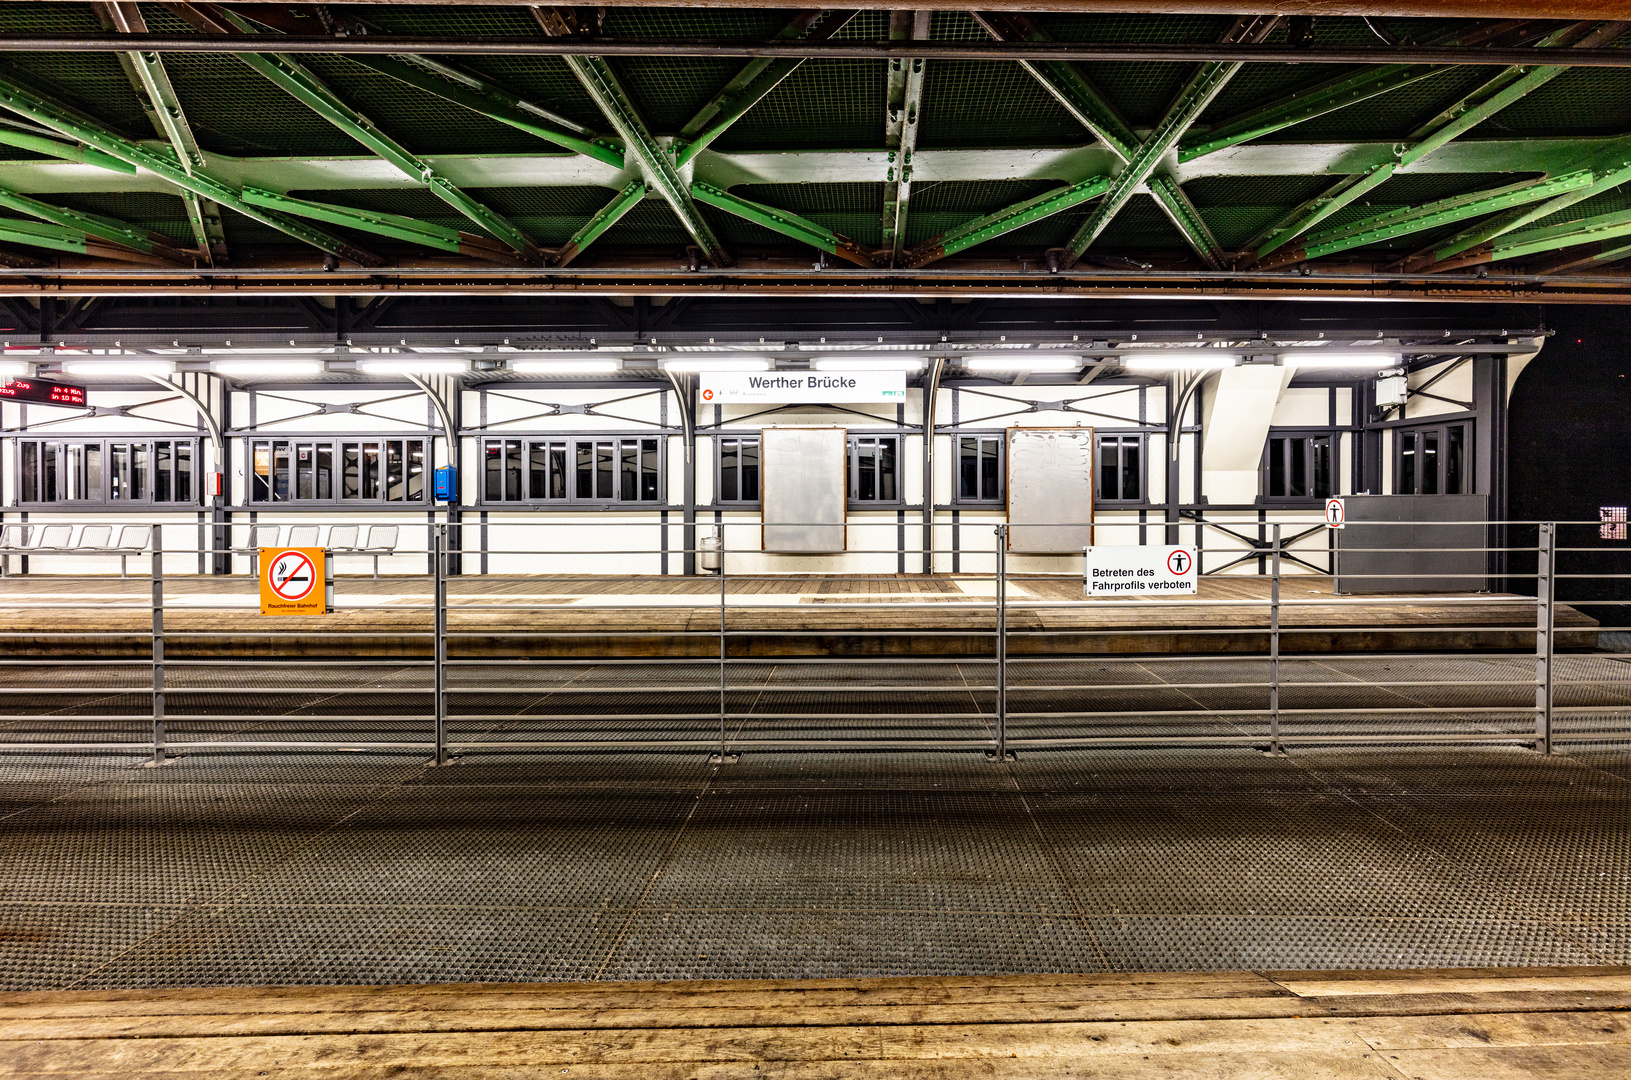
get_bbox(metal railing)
[0,518,1626,763]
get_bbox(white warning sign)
[1083,546,1198,595]
[1325,497,1346,529]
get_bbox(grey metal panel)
[761,427,846,553]
[1007,427,1094,553]
[1336,494,1488,593]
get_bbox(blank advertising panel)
[761,427,847,552]
[1008,427,1094,553]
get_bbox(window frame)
[14,437,202,506]
[1095,431,1148,505]
[1261,429,1337,503]
[847,433,904,507]
[953,432,1005,506]
[1393,421,1472,496]
[478,435,665,507]
[714,434,761,507]
[246,436,428,506]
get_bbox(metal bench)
[233,524,280,576]
[0,524,28,577]
[285,524,321,549]
[330,524,399,578]
[105,523,153,578]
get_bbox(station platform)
[0,574,1595,658]
[4,965,1629,1077]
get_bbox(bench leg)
[373,554,379,579]
[120,555,126,579]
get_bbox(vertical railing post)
[433,523,448,765]
[150,524,165,765]
[1269,523,1281,756]
[714,525,728,763]
[992,524,1009,762]
[1536,522,1555,755]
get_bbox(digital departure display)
[0,378,89,408]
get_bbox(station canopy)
[0,2,1628,302]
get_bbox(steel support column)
[882,10,930,264]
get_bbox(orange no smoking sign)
[259,547,328,615]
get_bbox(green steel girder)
[0,215,85,254]
[1063,59,1243,266]
[1179,64,1444,163]
[0,67,383,265]
[1290,171,1596,261]
[242,187,463,252]
[0,185,191,261]
[902,175,1111,268]
[0,126,134,173]
[972,11,1221,267]
[532,7,730,267]
[352,55,625,168]
[1249,164,1396,258]
[1493,207,1631,262]
[554,179,644,267]
[674,9,857,168]
[692,181,873,267]
[882,10,930,264]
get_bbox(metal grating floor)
[1,741,1630,989]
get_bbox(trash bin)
[699,533,722,573]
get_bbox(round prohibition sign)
[266,550,317,602]
[1166,549,1193,577]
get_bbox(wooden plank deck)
[2,966,1628,1077]
[0,575,1593,658]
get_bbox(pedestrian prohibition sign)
[259,546,327,616]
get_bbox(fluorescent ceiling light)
[1281,351,1397,369]
[357,358,469,375]
[962,353,1081,373]
[661,357,773,373]
[212,359,324,376]
[510,357,623,374]
[1120,352,1239,372]
[60,360,176,376]
[800,342,930,352]
[0,360,29,377]
[812,357,925,372]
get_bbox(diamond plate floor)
[1,743,1629,990]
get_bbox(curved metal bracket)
[144,373,223,457]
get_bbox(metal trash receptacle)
[699,533,722,572]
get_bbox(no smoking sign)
[259,546,328,615]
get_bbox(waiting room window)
[957,435,1003,503]
[1097,433,1144,502]
[482,437,661,504]
[250,438,424,503]
[849,434,900,504]
[717,437,760,504]
[1264,433,1333,500]
[17,438,197,505]
[1395,422,1470,495]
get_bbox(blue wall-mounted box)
[433,466,457,501]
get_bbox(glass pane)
[959,437,977,500]
[252,443,271,502]
[741,440,758,502]
[596,441,614,500]
[981,438,999,501]
[1421,433,1439,495]
[407,440,425,502]
[176,443,192,502]
[362,442,380,500]
[21,442,36,502]
[620,440,638,501]
[42,443,58,502]
[295,444,313,500]
[721,439,739,502]
[576,442,593,499]
[154,442,172,502]
[342,444,361,500]
[1289,437,1307,497]
[879,438,897,502]
[1399,432,1416,494]
[313,445,329,500]
[485,442,503,501]
[1312,437,1331,500]
[501,441,519,502]
[66,443,84,501]
[641,439,659,501]
[529,443,548,500]
[274,442,293,502]
[1268,438,1286,498]
[1121,439,1140,501]
[386,441,405,502]
[1446,425,1464,494]
[131,444,147,501]
[857,440,877,501]
[85,444,101,501]
[1099,439,1117,501]
[550,445,567,500]
[111,444,129,500]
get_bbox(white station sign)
[1083,546,1198,595]
[698,370,907,404]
